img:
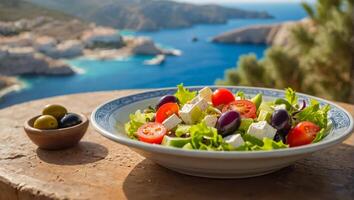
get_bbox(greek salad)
[124,84,331,151]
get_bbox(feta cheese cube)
[179,104,193,124]
[189,96,208,111]
[274,104,287,110]
[193,97,208,111]
[198,87,213,102]
[179,96,209,124]
[247,121,277,140]
[179,104,202,124]
[189,96,200,104]
[223,134,245,148]
[162,114,182,130]
[203,115,218,127]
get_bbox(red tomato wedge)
[137,122,167,144]
[287,121,321,147]
[222,100,257,118]
[212,88,235,107]
[155,102,179,123]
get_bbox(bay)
[0,3,308,108]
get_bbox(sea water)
[0,3,308,108]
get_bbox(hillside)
[212,19,314,46]
[0,0,74,21]
[25,0,272,31]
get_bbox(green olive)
[34,115,58,130]
[42,104,67,120]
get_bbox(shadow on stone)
[122,143,354,200]
[36,141,108,165]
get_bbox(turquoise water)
[0,3,308,108]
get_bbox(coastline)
[0,17,182,104]
[0,39,182,102]
[0,79,24,101]
[0,3,305,109]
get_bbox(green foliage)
[285,88,298,106]
[301,2,314,18]
[235,91,246,99]
[313,122,333,143]
[189,122,224,151]
[236,134,288,151]
[174,83,197,106]
[291,25,315,52]
[124,110,154,139]
[217,0,354,103]
[295,99,330,129]
[216,54,266,87]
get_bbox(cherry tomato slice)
[287,121,321,147]
[137,122,167,144]
[222,100,257,118]
[212,88,235,107]
[155,102,179,123]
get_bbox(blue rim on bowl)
[91,86,354,159]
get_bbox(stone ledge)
[0,91,353,200]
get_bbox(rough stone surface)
[130,37,164,55]
[212,24,281,44]
[0,91,353,200]
[0,76,17,89]
[40,40,84,59]
[212,18,315,46]
[0,46,75,76]
[81,27,124,49]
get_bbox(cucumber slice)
[191,106,204,123]
[242,134,264,146]
[162,136,191,148]
[251,93,262,110]
[258,102,273,113]
[182,143,193,150]
[257,102,274,117]
[239,118,254,132]
[257,110,272,122]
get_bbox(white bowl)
[91,86,353,178]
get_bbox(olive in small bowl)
[24,113,89,150]
[59,113,82,128]
[42,104,67,120]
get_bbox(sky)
[175,0,316,4]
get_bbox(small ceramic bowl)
[24,113,89,150]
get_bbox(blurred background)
[0,0,353,108]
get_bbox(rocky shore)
[212,18,314,46]
[0,17,175,97]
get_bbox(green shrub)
[217,0,354,103]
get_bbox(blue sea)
[0,3,308,108]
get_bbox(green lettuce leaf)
[189,122,224,151]
[242,134,264,146]
[237,134,288,151]
[261,138,288,150]
[234,142,253,151]
[313,121,333,143]
[124,110,154,139]
[295,99,330,129]
[235,91,246,100]
[285,87,298,106]
[175,125,191,137]
[174,83,197,106]
[220,142,236,151]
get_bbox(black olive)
[59,113,82,128]
[274,133,286,143]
